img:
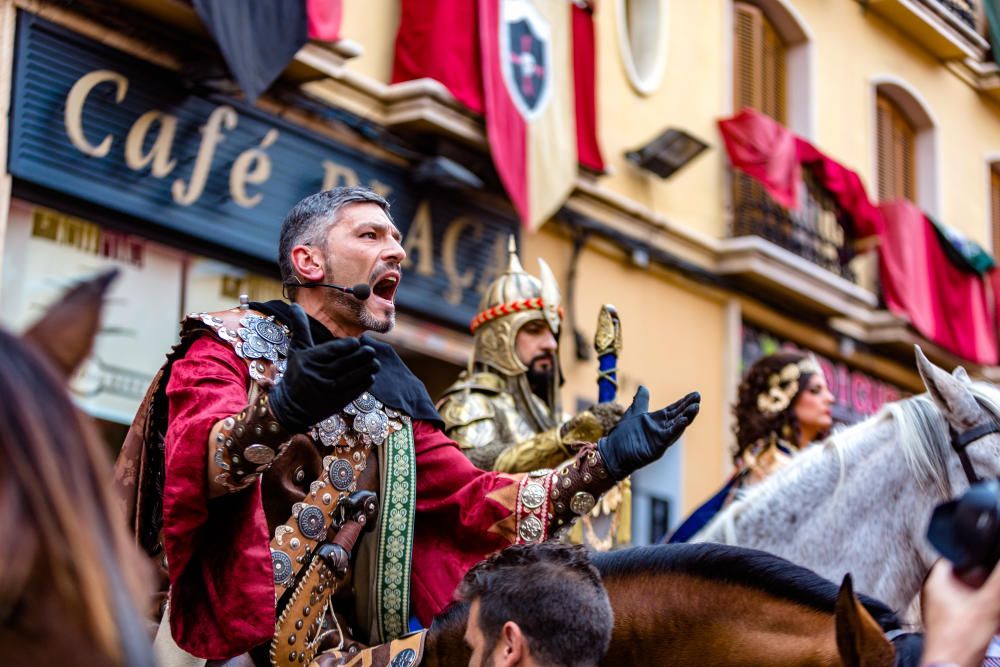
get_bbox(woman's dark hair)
[732,350,826,462]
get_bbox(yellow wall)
[593,1,728,240]
[338,0,400,83]
[522,226,730,511]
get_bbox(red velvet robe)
[163,334,522,659]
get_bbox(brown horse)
[420,544,923,667]
[0,271,155,667]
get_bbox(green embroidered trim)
[376,420,416,641]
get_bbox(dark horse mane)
[434,543,901,634]
[590,543,902,631]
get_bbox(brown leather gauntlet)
[213,391,291,491]
[513,442,615,542]
[548,442,615,532]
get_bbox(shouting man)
[114,187,700,667]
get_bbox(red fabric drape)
[878,200,998,365]
[572,3,604,172]
[795,140,882,239]
[719,108,999,364]
[718,108,881,238]
[718,108,800,209]
[390,0,484,113]
[391,0,604,173]
[306,0,342,41]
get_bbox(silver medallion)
[272,549,293,585]
[570,491,596,516]
[298,505,325,540]
[235,315,290,364]
[520,482,546,510]
[351,392,378,413]
[313,414,348,447]
[329,458,355,491]
[354,410,389,446]
[518,515,543,542]
[244,444,275,465]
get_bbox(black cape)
[252,300,443,429]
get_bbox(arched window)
[733,1,787,123]
[875,93,916,202]
[872,80,936,212]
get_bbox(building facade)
[0,0,995,544]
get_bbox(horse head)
[914,345,1000,496]
[0,269,155,667]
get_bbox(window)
[733,1,787,123]
[876,93,917,202]
[617,0,669,95]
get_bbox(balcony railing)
[730,171,857,283]
[936,0,978,32]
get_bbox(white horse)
[693,346,1000,616]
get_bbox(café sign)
[9,14,516,328]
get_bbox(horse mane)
[887,383,1000,498]
[712,381,1000,532]
[592,544,901,631]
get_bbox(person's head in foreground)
[457,542,613,667]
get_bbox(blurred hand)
[920,559,1000,667]
[596,386,700,481]
[268,304,379,432]
[559,403,626,445]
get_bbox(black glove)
[597,386,700,480]
[268,304,380,432]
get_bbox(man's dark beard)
[526,355,556,401]
[322,261,395,333]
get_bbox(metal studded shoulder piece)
[185,308,290,384]
[310,392,406,450]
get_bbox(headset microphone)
[286,281,372,300]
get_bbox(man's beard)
[526,355,556,401]
[323,261,396,333]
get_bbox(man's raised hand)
[268,304,380,432]
[596,386,701,480]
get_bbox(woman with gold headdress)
[667,350,834,543]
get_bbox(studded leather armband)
[213,392,291,491]
[514,442,614,543]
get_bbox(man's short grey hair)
[278,187,393,296]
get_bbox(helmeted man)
[438,242,624,474]
[438,243,632,549]
[113,187,700,667]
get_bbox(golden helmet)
[470,237,562,378]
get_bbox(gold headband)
[755,357,821,415]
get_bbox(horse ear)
[835,574,894,667]
[952,366,971,384]
[23,269,118,377]
[914,345,980,429]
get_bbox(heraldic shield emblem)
[500,0,553,121]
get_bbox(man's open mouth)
[372,273,400,302]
